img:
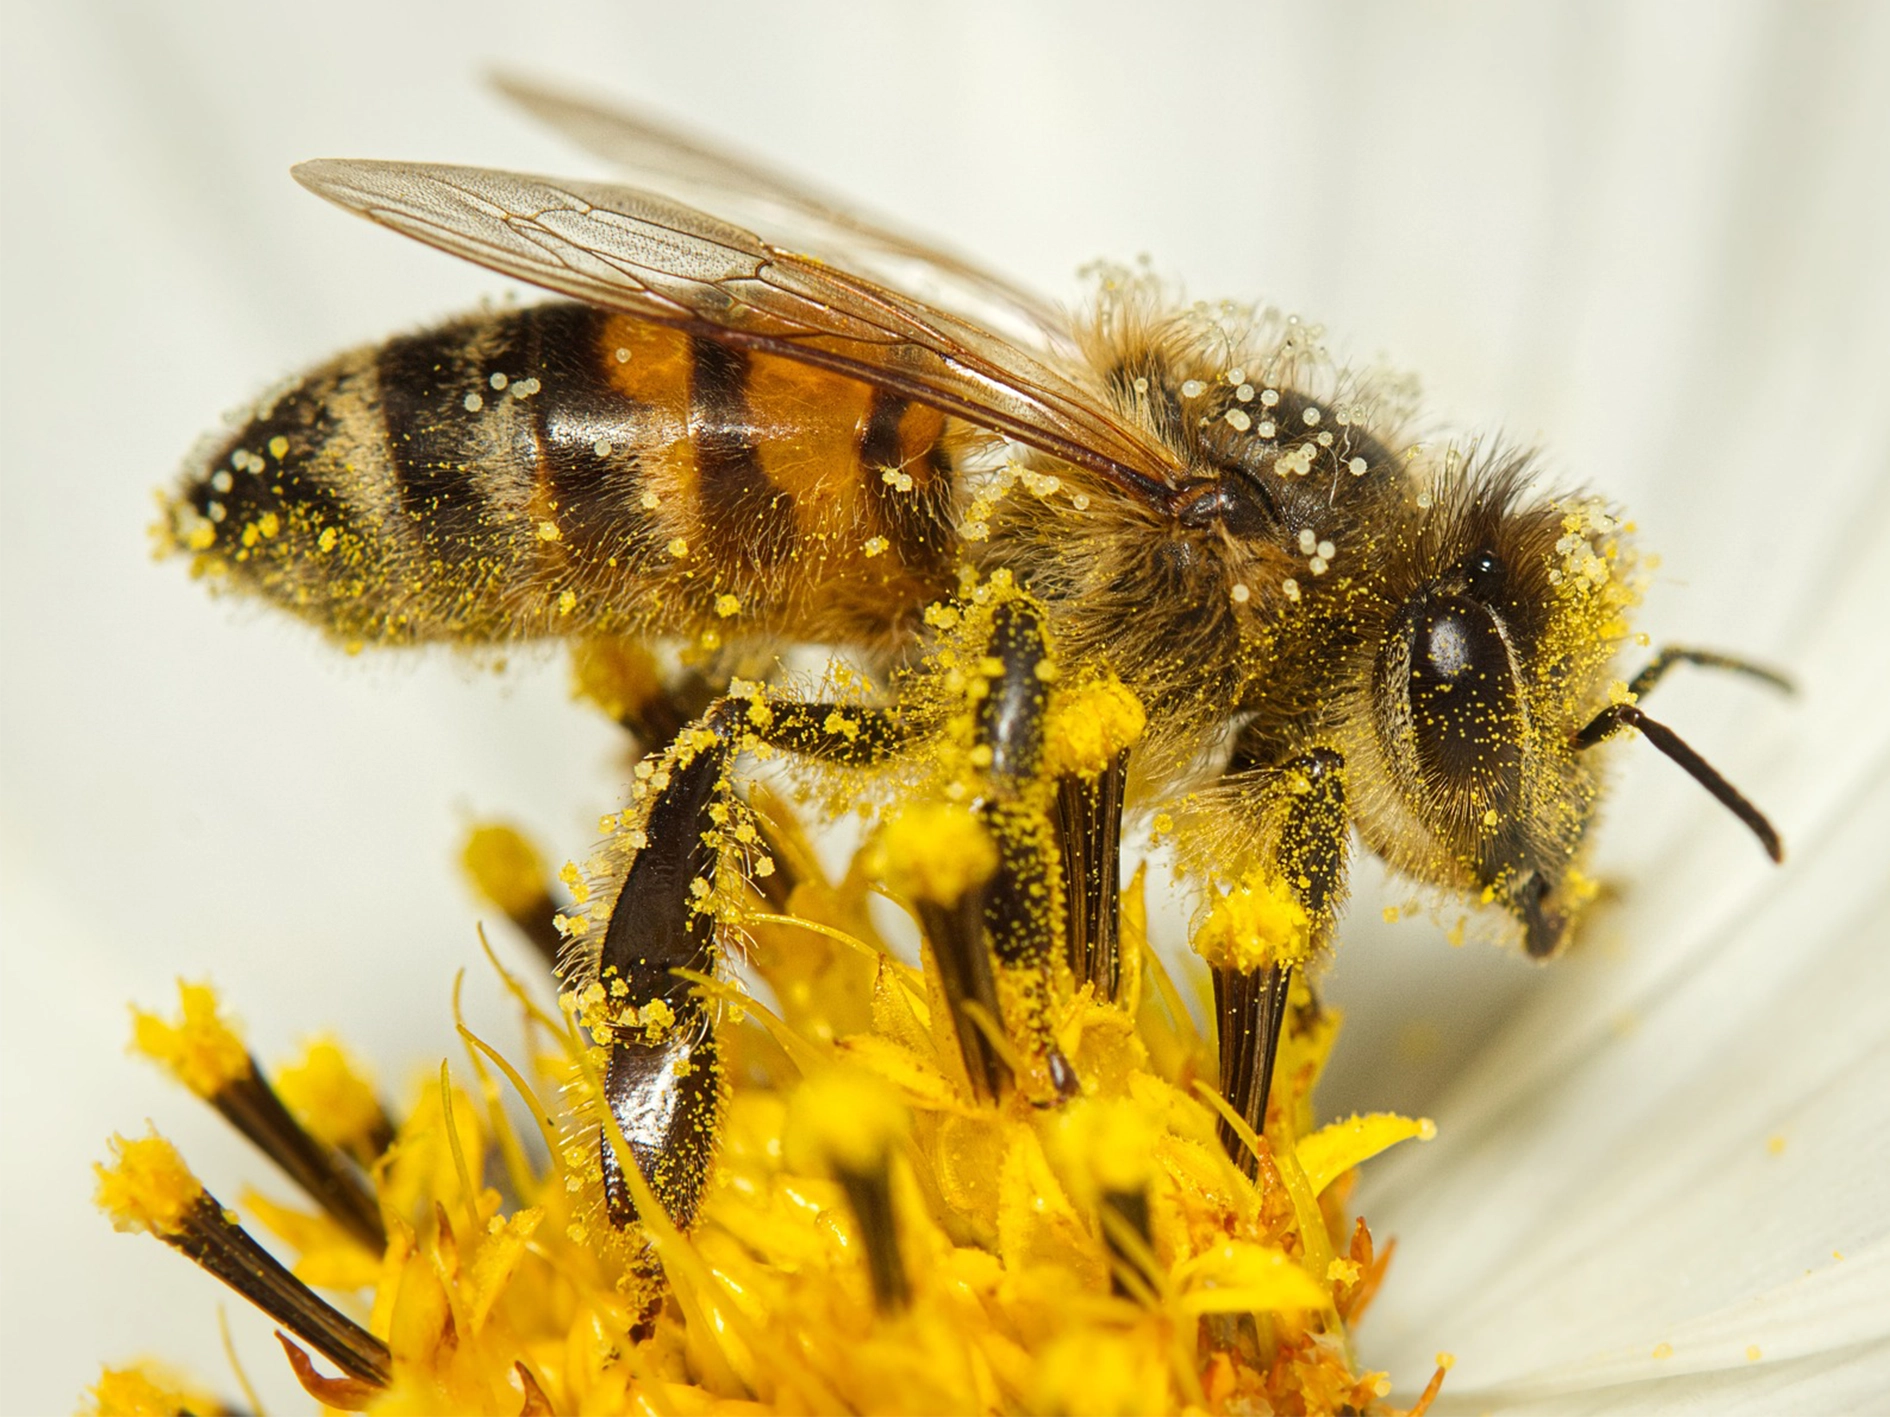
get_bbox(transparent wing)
[490,71,1071,349]
[292,159,1181,501]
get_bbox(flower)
[94,835,1442,1413]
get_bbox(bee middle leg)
[969,600,1084,1099]
[1212,746,1348,1174]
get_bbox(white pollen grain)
[1302,406,1322,426]
[1225,408,1252,432]
[210,471,233,493]
[1230,582,1251,603]
[593,439,613,457]
[1180,379,1206,399]
[1349,456,1369,476]
[1260,388,1279,406]
[463,392,484,412]
[1317,539,1335,559]
[1282,577,1301,601]
[1257,421,1276,439]
[1236,383,1255,402]
[1298,528,1318,553]
[1310,556,1329,575]
[490,372,508,390]
[615,347,631,362]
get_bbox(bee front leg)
[1211,747,1348,1174]
[590,694,906,1231]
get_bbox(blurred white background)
[4,3,1885,1412]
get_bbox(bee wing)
[292,159,1181,501]
[489,72,1070,349]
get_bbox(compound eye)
[1408,596,1523,801]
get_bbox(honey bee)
[164,76,1785,1236]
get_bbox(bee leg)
[973,601,1079,1100]
[1054,748,1130,1002]
[593,694,907,1231]
[1213,747,1348,1173]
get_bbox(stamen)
[1210,964,1296,1175]
[461,822,565,967]
[872,804,1011,1099]
[1099,1187,1160,1302]
[95,1132,391,1389]
[133,983,386,1250]
[791,1071,912,1313]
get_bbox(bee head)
[1356,457,1619,957]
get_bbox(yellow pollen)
[871,804,997,903]
[1041,676,1147,777]
[94,1132,203,1238]
[461,822,548,917]
[131,982,251,1097]
[1193,870,1312,971]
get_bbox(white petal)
[1348,11,1890,1401]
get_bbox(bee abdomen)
[166,303,959,649]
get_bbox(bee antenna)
[1573,704,1784,862]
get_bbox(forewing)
[292,159,1180,499]
[490,72,1070,347]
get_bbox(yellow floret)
[1174,1240,1332,1315]
[130,981,250,1097]
[1295,1112,1436,1196]
[1052,1097,1160,1195]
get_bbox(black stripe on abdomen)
[187,371,357,546]
[519,304,665,571]
[858,388,955,574]
[689,335,795,570]
[377,320,527,563]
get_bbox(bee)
[164,77,1786,1237]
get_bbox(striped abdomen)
[167,303,960,649]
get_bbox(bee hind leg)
[590,692,908,1231]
